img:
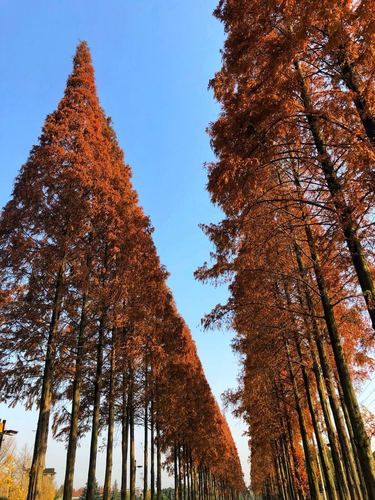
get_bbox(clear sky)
[0,0,250,489]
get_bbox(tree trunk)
[281,437,298,500]
[336,375,369,498]
[285,337,322,500]
[121,375,129,500]
[86,313,106,499]
[292,170,365,498]
[293,245,355,499]
[291,165,374,497]
[282,279,335,500]
[316,332,365,499]
[338,55,375,145]
[174,444,179,500]
[298,196,375,496]
[178,445,182,500]
[143,400,148,500]
[186,447,190,500]
[103,329,116,500]
[63,292,87,500]
[129,369,135,500]
[276,440,292,500]
[295,60,375,333]
[275,453,287,500]
[284,413,305,500]
[183,446,186,500]
[27,263,65,500]
[150,400,155,500]
[294,333,337,500]
[156,421,162,500]
[190,452,195,500]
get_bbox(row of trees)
[0,43,244,499]
[198,1,375,498]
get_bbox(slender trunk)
[275,453,287,500]
[310,338,354,500]
[186,447,190,500]
[27,263,65,500]
[156,421,161,500]
[338,55,375,145]
[293,245,354,499]
[276,441,292,500]
[174,445,179,500]
[336,375,369,498]
[284,413,304,500]
[317,333,366,499]
[103,329,116,500]
[204,466,208,500]
[129,369,135,500]
[282,280,336,500]
[285,337,322,500]
[295,335,336,500]
[143,401,148,500]
[151,401,155,500]
[178,445,182,500]
[121,375,129,500]
[190,452,195,500]
[201,466,205,500]
[183,446,186,500]
[295,60,375,332]
[143,372,148,500]
[299,198,375,496]
[86,313,106,499]
[292,167,374,497]
[281,437,298,500]
[63,292,87,500]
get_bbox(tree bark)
[121,375,129,500]
[299,200,375,496]
[86,313,106,499]
[285,337,322,500]
[282,280,336,500]
[294,333,337,500]
[295,60,375,333]
[336,375,369,498]
[284,412,305,500]
[291,168,365,498]
[338,55,375,145]
[27,263,65,500]
[150,400,155,500]
[129,368,135,500]
[103,329,116,500]
[156,421,162,500]
[63,292,87,500]
[143,399,148,500]
[174,444,179,500]
[293,245,355,499]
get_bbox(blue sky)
[0,0,249,488]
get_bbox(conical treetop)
[62,41,98,110]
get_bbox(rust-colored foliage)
[0,43,244,499]
[197,0,375,497]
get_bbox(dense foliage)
[197,0,375,498]
[0,43,244,500]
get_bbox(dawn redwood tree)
[0,41,121,499]
[1,40,246,500]
[209,0,375,333]
[154,294,245,497]
[198,0,375,496]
